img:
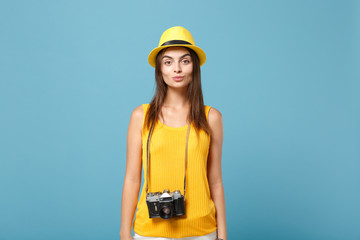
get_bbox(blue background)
[1,0,359,239]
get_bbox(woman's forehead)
[162,46,190,57]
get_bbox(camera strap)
[145,119,191,198]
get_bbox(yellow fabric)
[133,103,217,238]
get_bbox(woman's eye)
[182,59,190,64]
[164,61,171,65]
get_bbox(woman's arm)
[119,105,144,240]
[207,107,227,240]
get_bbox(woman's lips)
[173,76,184,81]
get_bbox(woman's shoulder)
[207,105,222,124]
[132,103,149,114]
[129,105,144,123]
[131,103,150,121]
[204,104,221,115]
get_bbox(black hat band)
[161,40,192,46]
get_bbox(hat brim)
[148,45,206,68]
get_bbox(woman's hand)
[119,233,133,240]
[120,237,133,240]
[121,237,133,240]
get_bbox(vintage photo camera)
[146,189,185,219]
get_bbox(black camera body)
[146,189,185,219]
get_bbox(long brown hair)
[143,46,211,138]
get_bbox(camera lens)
[159,204,173,219]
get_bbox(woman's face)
[160,46,193,89]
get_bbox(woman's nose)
[174,62,182,72]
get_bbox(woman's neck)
[163,87,190,109]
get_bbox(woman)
[120,26,226,240]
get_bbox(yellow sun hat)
[148,26,206,68]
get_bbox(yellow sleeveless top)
[133,103,217,238]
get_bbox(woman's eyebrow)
[162,53,191,59]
